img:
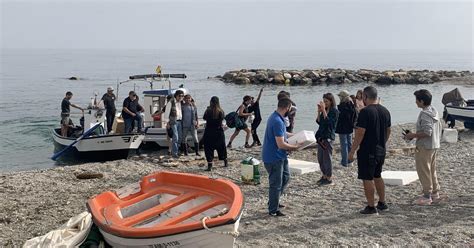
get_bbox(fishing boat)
[114,72,205,147]
[52,108,144,161]
[87,171,244,248]
[442,88,474,129]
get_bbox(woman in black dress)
[202,96,228,171]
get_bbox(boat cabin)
[142,88,188,128]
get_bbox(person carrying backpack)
[336,90,357,167]
[227,95,253,148]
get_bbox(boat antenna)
[116,78,120,101]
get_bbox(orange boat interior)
[87,171,244,238]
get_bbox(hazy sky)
[1,0,472,51]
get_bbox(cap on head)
[107,86,114,91]
[337,90,350,98]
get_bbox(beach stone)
[444,71,460,77]
[233,77,251,84]
[302,78,313,85]
[431,74,441,82]
[273,74,285,84]
[375,76,393,85]
[75,172,104,179]
[383,71,394,77]
[393,77,406,84]
[222,72,237,81]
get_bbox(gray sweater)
[415,105,442,149]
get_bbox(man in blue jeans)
[262,97,301,217]
[164,90,184,158]
[122,91,144,133]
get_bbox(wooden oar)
[51,123,102,161]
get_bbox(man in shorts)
[349,86,391,215]
[61,91,84,137]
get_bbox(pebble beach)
[1,123,473,247]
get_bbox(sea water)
[1,49,473,171]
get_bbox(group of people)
[198,89,265,171]
[59,86,127,136]
[60,84,443,217]
[227,88,265,148]
[261,86,443,217]
[161,90,201,158]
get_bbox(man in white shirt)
[164,90,184,158]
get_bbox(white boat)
[87,171,244,248]
[115,73,205,147]
[445,104,474,129]
[52,108,144,161]
[442,88,474,129]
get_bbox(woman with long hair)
[355,90,365,112]
[315,93,339,186]
[202,96,228,171]
[227,95,253,148]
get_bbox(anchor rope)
[201,208,241,238]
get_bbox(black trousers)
[251,119,262,144]
[204,143,227,163]
[106,110,116,133]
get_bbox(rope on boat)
[201,208,240,238]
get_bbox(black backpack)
[224,106,245,129]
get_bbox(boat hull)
[446,105,474,128]
[143,127,205,147]
[52,129,144,161]
[99,215,241,248]
[87,172,244,247]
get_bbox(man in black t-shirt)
[349,86,391,215]
[122,91,144,133]
[60,91,84,136]
[101,86,116,133]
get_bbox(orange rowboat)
[87,171,244,247]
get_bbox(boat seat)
[103,186,223,229]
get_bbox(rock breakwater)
[216,68,472,85]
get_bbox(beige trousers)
[415,147,440,195]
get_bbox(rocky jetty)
[216,68,472,85]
